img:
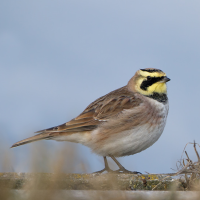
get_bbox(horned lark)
[11,68,170,173]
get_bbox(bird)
[11,68,170,174]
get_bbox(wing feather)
[11,86,142,148]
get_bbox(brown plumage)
[11,86,142,148]
[11,68,170,174]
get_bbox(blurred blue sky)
[1,1,200,173]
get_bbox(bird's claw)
[114,168,141,174]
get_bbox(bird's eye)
[147,76,151,80]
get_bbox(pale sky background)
[1,1,200,174]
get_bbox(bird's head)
[128,68,170,96]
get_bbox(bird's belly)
[116,124,164,156]
[90,118,167,157]
[90,98,169,157]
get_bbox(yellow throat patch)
[135,70,168,96]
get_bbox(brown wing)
[11,86,142,148]
[37,86,142,132]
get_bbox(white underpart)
[54,98,169,157]
[91,99,169,157]
[55,132,91,144]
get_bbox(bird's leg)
[110,155,141,174]
[93,156,114,173]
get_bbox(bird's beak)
[160,76,171,83]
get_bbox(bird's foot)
[114,167,141,174]
[93,167,114,174]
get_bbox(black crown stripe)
[140,69,163,73]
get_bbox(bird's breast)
[90,99,169,157]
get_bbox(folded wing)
[11,86,142,148]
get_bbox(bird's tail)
[10,133,52,148]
